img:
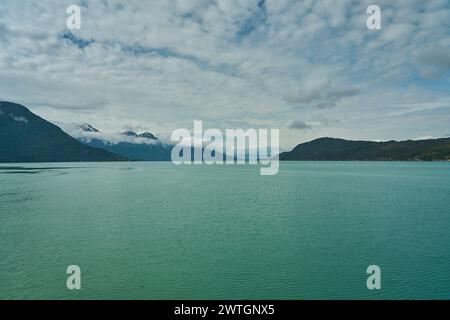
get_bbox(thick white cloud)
[0,0,449,149]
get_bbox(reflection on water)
[0,171,42,174]
[0,166,79,170]
[0,166,79,175]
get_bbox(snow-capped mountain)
[121,130,139,137]
[54,122,99,133]
[138,132,157,140]
[54,122,172,161]
[55,122,160,144]
[119,131,157,140]
[0,103,124,162]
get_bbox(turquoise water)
[0,162,449,299]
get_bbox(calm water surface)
[0,162,449,299]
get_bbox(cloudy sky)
[0,0,449,149]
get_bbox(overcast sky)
[0,0,449,149]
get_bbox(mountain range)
[1,101,450,163]
[280,137,450,161]
[0,101,125,162]
[55,122,172,161]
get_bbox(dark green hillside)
[280,137,450,161]
[0,101,126,162]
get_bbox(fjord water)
[0,162,449,300]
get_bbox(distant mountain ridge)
[0,101,126,162]
[121,130,139,137]
[280,137,450,161]
[138,132,157,140]
[119,130,157,140]
[55,121,172,161]
[3,101,450,163]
